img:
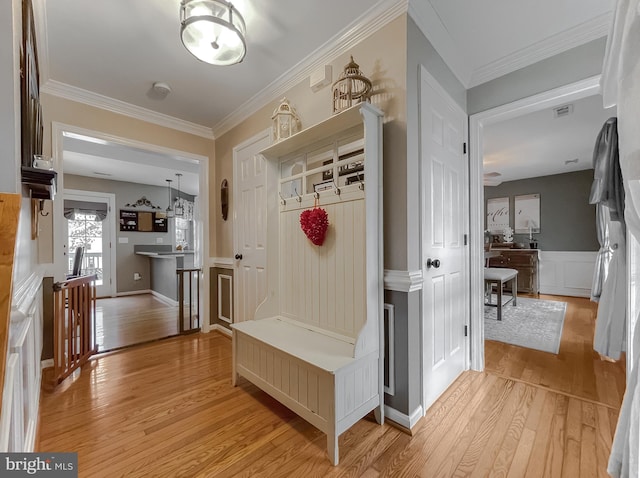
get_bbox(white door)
[233,130,271,322]
[64,190,117,298]
[420,66,469,410]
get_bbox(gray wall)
[64,174,195,293]
[484,170,598,251]
[467,37,607,115]
[382,17,469,417]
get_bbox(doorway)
[63,190,116,297]
[51,123,210,351]
[469,76,603,370]
[419,66,469,411]
[232,129,271,323]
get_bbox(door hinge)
[463,142,467,154]
[464,325,468,337]
[464,234,468,246]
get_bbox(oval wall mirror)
[221,179,229,221]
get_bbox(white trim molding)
[469,13,612,88]
[469,75,602,372]
[209,257,234,268]
[384,405,423,431]
[150,290,179,307]
[116,289,153,297]
[383,304,395,396]
[408,0,472,86]
[539,251,597,298]
[217,274,233,324]
[383,269,423,292]
[212,0,408,137]
[211,324,232,337]
[41,80,214,139]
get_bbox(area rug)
[484,296,567,354]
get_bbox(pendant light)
[175,173,184,217]
[165,179,174,218]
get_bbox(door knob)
[426,258,441,269]
[235,253,243,260]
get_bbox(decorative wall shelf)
[21,166,57,200]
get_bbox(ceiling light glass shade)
[180,0,246,66]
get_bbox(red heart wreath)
[300,207,329,246]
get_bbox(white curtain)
[601,0,640,476]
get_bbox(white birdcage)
[332,56,372,114]
[272,98,301,143]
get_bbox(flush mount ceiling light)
[180,0,246,66]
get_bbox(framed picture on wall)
[486,197,510,233]
[515,194,540,233]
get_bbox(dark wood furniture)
[487,249,539,296]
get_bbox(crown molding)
[384,269,423,292]
[41,79,215,139]
[407,1,473,88]
[212,0,409,138]
[469,12,612,88]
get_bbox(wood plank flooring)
[485,295,626,409]
[95,294,179,351]
[39,293,624,477]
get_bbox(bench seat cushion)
[232,317,355,374]
[484,267,518,281]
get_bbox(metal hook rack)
[278,191,287,206]
[313,191,320,200]
[294,187,302,202]
[332,179,341,196]
[356,173,364,191]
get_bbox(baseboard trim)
[116,289,152,297]
[384,404,423,433]
[211,324,232,337]
[150,291,179,307]
[40,359,53,370]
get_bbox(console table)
[487,249,539,296]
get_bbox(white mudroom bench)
[231,103,384,465]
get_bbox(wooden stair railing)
[0,194,21,423]
[53,275,98,383]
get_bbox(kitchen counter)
[134,246,194,301]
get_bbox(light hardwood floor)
[96,294,179,351]
[486,295,626,409]
[39,295,624,477]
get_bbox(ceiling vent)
[553,104,574,118]
[92,171,112,177]
[564,158,579,165]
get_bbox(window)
[67,212,103,284]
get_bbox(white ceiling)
[37,0,615,190]
[483,94,616,184]
[62,133,200,195]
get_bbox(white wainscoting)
[0,271,44,452]
[217,274,233,324]
[538,251,597,298]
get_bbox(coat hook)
[39,199,49,216]
[356,173,364,191]
[294,187,302,202]
[332,179,341,196]
[313,191,320,200]
[278,191,287,206]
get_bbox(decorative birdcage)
[272,97,301,143]
[331,56,372,114]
